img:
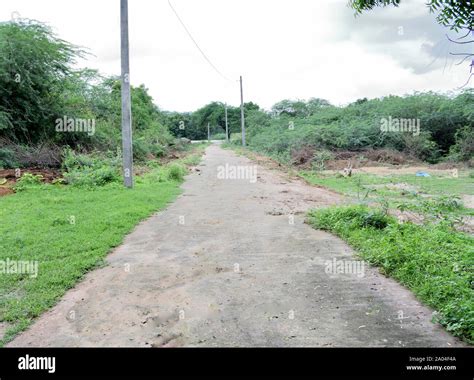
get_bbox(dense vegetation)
[164,101,260,141]
[0,19,174,170]
[226,94,473,165]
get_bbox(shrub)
[0,147,18,169]
[62,149,121,187]
[13,173,43,192]
[311,150,333,171]
[230,133,242,144]
[447,126,474,162]
[166,163,187,181]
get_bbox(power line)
[168,0,232,82]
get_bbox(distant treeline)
[170,92,473,164]
[0,19,472,169]
[240,93,474,164]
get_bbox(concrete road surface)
[8,144,463,347]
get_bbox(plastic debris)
[415,171,430,177]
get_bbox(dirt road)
[8,144,462,347]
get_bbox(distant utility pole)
[207,122,210,142]
[225,103,229,142]
[120,0,133,188]
[240,75,246,147]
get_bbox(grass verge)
[307,205,474,344]
[0,144,207,345]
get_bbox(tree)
[271,99,308,117]
[0,19,84,143]
[271,98,332,117]
[349,0,473,32]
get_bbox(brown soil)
[0,168,62,183]
[0,168,63,197]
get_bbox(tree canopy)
[349,0,474,31]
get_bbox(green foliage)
[307,205,474,343]
[0,147,18,169]
[0,143,207,344]
[310,205,391,230]
[311,150,333,171]
[164,102,259,141]
[0,20,84,144]
[244,92,473,164]
[271,98,332,117]
[447,126,474,163]
[397,195,466,226]
[13,173,43,192]
[230,132,242,144]
[0,20,175,166]
[62,149,121,187]
[166,163,187,181]
[349,0,473,31]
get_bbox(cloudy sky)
[1,0,471,112]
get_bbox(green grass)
[299,171,474,197]
[299,171,474,218]
[0,146,207,345]
[307,205,474,344]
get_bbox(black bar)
[0,348,472,379]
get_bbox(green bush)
[243,91,474,163]
[62,149,120,187]
[13,173,43,192]
[0,147,18,169]
[447,126,474,162]
[230,133,242,144]
[166,163,187,181]
[311,150,333,171]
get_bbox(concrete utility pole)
[207,122,210,142]
[240,75,246,146]
[225,103,229,142]
[121,0,133,188]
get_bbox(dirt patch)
[291,145,315,165]
[0,187,14,197]
[157,149,188,165]
[323,166,461,177]
[290,148,417,171]
[370,183,418,193]
[0,322,11,341]
[0,168,62,184]
[0,168,63,197]
[389,209,425,225]
[462,195,474,209]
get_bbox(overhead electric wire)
[168,0,233,82]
